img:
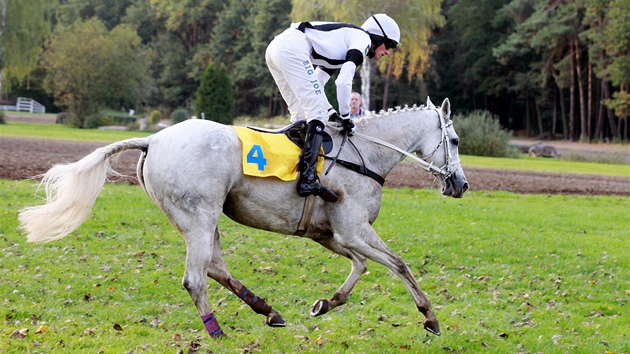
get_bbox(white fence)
[0,97,46,113]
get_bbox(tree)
[0,0,49,93]
[205,0,291,116]
[140,0,224,109]
[588,0,630,141]
[42,18,152,127]
[53,0,133,30]
[196,63,234,124]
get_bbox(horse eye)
[451,138,459,146]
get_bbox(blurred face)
[373,43,391,60]
[350,93,361,110]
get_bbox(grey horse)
[19,97,468,338]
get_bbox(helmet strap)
[371,15,389,41]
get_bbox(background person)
[349,91,366,118]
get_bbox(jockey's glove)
[329,111,355,136]
[340,115,355,136]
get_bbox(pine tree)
[196,64,235,125]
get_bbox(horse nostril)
[462,182,469,193]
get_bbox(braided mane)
[354,103,433,126]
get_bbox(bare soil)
[1,135,629,196]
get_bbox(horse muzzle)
[441,173,469,198]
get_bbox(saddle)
[246,120,384,186]
[247,120,333,154]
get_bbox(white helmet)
[361,14,400,49]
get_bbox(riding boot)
[298,120,338,203]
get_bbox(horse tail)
[18,137,151,244]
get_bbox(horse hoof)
[265,313,286,327]
[423,319,441,336]
[309,299,330,316]
[210,330,228,339]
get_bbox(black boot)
[298,120,338,203]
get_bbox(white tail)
[19,138,150,243]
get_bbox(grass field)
[1,180,628,353]
[0,122,153,142]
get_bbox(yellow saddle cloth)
[232,126,323,181]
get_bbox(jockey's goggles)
[384,38,398,50]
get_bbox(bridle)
[327,107,459,182]
[418,108,460,181]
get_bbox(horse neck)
[354,109,435,177]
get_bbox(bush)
[0,111,5,124]
[149,110,162,125]
[454,110,519,158]
[170,108,189,124]
[84,110,137,128]
[196,63,234,125]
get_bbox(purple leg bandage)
[201,312,223,337]
[236,286,271,315]
[237,286,259,305]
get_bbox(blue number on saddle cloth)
[246,145,267,171]
[232,126,323,181]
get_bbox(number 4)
[247,144,267,171]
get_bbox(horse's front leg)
[347,227,441,336]
[207,227,286,327]
[310,238,367,316]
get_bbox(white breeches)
[266,28,330,123]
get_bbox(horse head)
[418,97,469,198]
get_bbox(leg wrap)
[201,312,224,337]
[238,286,272,315]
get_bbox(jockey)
[265,14,400,203]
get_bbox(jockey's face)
[373,43,391,60]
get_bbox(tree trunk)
[525,96,531,137]
[594,78,605,141]
[360,60,371,111]
[587,59,593,141]
[601,81,618,141]
[575,37,587,142]
[569,40,576,141]
[536,101,544,137]
[382,60,394,110]
[0,0,6,94]
[559,87,568,140]
[552,90,557,136]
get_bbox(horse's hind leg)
[179,218,227,338]
[310,238,367,316]
[207,226,286,327]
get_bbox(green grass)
[1,180,628,353]
[461,155,630,177]
[0,122,151,143]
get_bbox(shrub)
[196,63,234,125]
[84,110,136,128]
[149,110,162,125]
[55,112,68,124]
[454,110,519,158]
[170,108,189,124]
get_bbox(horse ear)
[441,98,451,120]
[426,96,435,109]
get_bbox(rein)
[325,108,459,182]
